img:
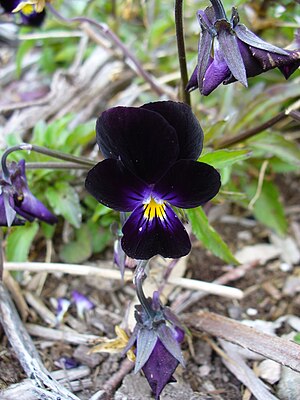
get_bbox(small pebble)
[246,308,258,316]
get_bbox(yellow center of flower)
[143,197,166,221]
[21,4,34,15]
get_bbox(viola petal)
[10,160,57,224]
[142,338,178,400]
[202,50,230,95]
[121,203,191,260]
[141,101,204,160]
[96,106,179,183]
[216,20,247,87]
[154,160,221,209]
[85,159,147,212]
[234,23,289,55]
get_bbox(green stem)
[25,161,93,170]
[1,143,94,180]
[210,0,227,20]
[134,260,154,319]
[175,0,191,105]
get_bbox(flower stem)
[175,0,191,106]
[209,0,227,20]
[134,260,154,319]
[1,143,94,180]
[25,162,93,170]
[47,4,165,97]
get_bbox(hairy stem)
[47,4,165,97]
[175,0,190,105]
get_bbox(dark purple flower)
[85,101,221,260]
[187,1,300,95]
[0,0,46,26]
[0,160,57,226]
[124,292,185,400]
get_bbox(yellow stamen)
[143,197,166,221]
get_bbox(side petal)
[154,160,221,209]
[121,204,191,260]
[216,20,247,87]
[85,159,147,212]
[197,28,214,94]
[186,64,199,92]
[202,49,230,95]
[96,106,179,183]
[249,46,300,76]
[141,101,204,160]
[234,23,289,55]
[14,191,58,224]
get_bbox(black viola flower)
[187,0,300,96]
[0,159,57,226]
[0,0,46,26]
[123,292,185,400]
[85,101,221,260]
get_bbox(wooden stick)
[4,262,243,300]
[0,282,80,400]
[183,311,300,373]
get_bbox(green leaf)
[248,132,300,167]
[87,220,111,254]
[294,333,300,344]
[46,182,81,228]
[186,208,239,265]
[59,224,92,264]
[245,180,288,236]
[6,222,39,261]
[16,40,35,77]
[199,149,251,169]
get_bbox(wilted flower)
[71,290,95,319]
[85,101,220,260]
[0,0,46,26]
[0,160,57,226]
[123,291,185,399]
[187,0,300,95]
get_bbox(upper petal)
[121,203,191,260]
[141,101,204,160]
[154,160,221,209]
[96,106,179,183]
[85,159,147,212]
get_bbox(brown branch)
[183,311,300,372]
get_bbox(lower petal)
[121,204,191,260]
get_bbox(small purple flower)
[71,290,95,319]
[56,298,71,324]
[187,1,300,95]
[124,292,185,399]
[54,356,79,370]
[0,160,57,226]
[85,101,220,260]
[0,0,46,26]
